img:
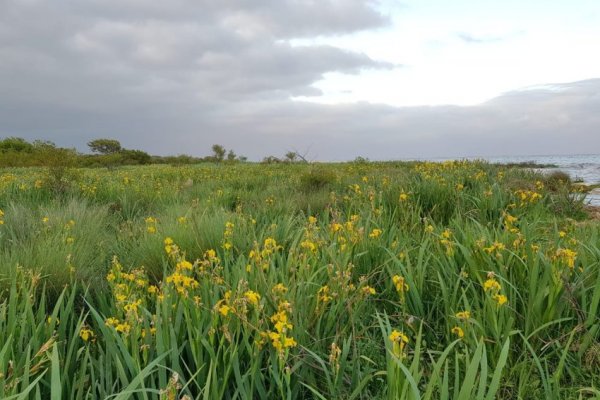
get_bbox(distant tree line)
[0,137,248,168]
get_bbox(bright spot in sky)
[292,0,600,107]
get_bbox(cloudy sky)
[1,0,599,160]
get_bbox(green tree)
[284,151,298,163]
[0,137,34,153]
[119,149,151,165]
[226,149,237,162]
[88,139,122,154]
[211,144,226,162]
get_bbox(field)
[0,161,599,399]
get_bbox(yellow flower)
[263,237,279,250]
[483,242,506,254]
[389,330,409,344]
[218,305,232,316]
[493,294,508,306]
[244,290,261,306]
[271,310,293,333]
[177,216,187,224]
[204,249,218,260]
[535,180,544,190]
[451,326,464,338]
[176,260,193,270]
[399,192,408,202]
[123,299,143,314]
[388,330,409,358]
[330,223,343,233]
[317,286,332,303]
[164,237,178,255]
[115,323,131,334]
[265,307,296,353]
[300,240,318,253]
[268,332,282,351]
[369,228,382,238]
[392,275,409,294]
[555,248,577,269]
[308,216,317,225]
[483,278,501,292]
[272,283,288,295]
[283,337,297,348]
[455,311,471,320]
[122,273,135,281]
[361,286,376,296]
[79,328,94,342]
[146,217,157,233]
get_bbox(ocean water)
[482,154,600,206]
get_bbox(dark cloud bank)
[1,0,598,160]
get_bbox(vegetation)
[491,161,559,169]
[0,137,247,168]
[0,160,599,399]
[88,139,123,155]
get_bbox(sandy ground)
[584,205,600,221]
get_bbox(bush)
[119,149,152,165]
[299,168,336,192]
[544,170,571,191]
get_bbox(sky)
[0,0,599,160]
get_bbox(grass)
[0,160,598,399]
[493,161,559,169]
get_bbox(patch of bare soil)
[584,205,600,221]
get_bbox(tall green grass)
[0,161,598,398]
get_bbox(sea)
[481,154,600,206]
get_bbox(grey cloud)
[77,0,388,37]
[2,79,598,161]
[0,1,598,160]
[1,0,390,108]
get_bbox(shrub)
[299,168,336,192]
[544,170,571,191]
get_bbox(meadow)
[0,160,599,399]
